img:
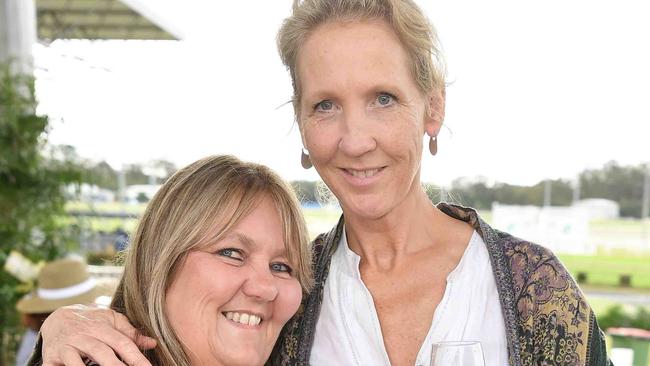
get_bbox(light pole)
[572,174,581,204]
[642,164,649,221]
[0,0,36,74]
[544,179,552,207]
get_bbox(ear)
[298,120,309,149]
[294,105,309,148]
[424,87,445,138]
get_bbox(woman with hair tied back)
[36,1,611,365]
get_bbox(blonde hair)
[277,0,446,117]
[110,155,313,365]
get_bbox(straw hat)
[16,258,117,314]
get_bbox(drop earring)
[429,135,438,156]
[301,148,312,169]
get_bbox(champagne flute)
[431,341,485,366]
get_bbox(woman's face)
[297,20,442,219]
[165,196,303,366]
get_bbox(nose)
[242,266,279,302]
[338,108,377,157]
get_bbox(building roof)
[608,327,650,340]
[36,0,182,41]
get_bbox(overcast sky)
[34,0,650,186]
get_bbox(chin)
[207,342,267,366]
[345,198,391,220]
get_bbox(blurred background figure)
[14,258,116,366]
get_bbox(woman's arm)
[29,304,156,366]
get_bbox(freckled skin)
[298,20,430,221]
[165,197,303,366]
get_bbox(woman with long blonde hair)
[31,155,312,365]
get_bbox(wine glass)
[431,341,485,366]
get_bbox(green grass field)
[65,202,649,292]
[558,254,650,289]
[63,201,650,322]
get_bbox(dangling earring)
[301,148,312,169]
[429,135,438,156]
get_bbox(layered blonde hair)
[277,0,446,117]
[110,155,313,365]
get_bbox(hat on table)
[16,258,117,314]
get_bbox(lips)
[340,166,386,185]
[344,168,381,178]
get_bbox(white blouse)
[310,229,509,366]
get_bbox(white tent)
[1,0,181,72]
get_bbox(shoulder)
[268,216,345,366]
[309,215,345,270]
[495,229,577,310]
[493,230,609,365]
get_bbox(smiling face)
[165,196,303,366]
[297,19,443,220]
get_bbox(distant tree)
[448,177,494,209]
[149,159,177,182]
[581,161,646,217]
[136,192,150,203]
[84,160,118,191]
[449,178,572,209]
[124,163,149,185]
[80,159,176,192]
[291,180,317,203]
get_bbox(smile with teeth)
[224,311,262,326]
[345,168,382,178]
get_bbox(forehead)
[223,196,288,256]
[297,19,414,92]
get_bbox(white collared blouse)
[310,229,509,366]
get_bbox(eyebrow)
[223,232,289,259]
[224,232,257,249]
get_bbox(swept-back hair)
[277,0,446,117]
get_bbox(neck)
[342,185,443,271]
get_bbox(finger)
[58,345,86,366]
[90,326,152,366]
[43,361,64,366]
[113,312,157,350]
[72,338,127,366]
[134,333,157,350]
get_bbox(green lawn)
[558,254,650,289]
[587,297,645,317]
[63,202,650,321]
[303,207,342,238]
[66,201,147,215]
[64,202,650,290]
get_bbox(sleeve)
[587,312,614,366]
[503,238,613,365]
[24,333,43,366]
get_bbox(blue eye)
[377,93,395,106]
[217,248,244,261]
[315,100,334,111]
[270,262,293,274]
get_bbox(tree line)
[81,160,648,218]
[446,161,648,218]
